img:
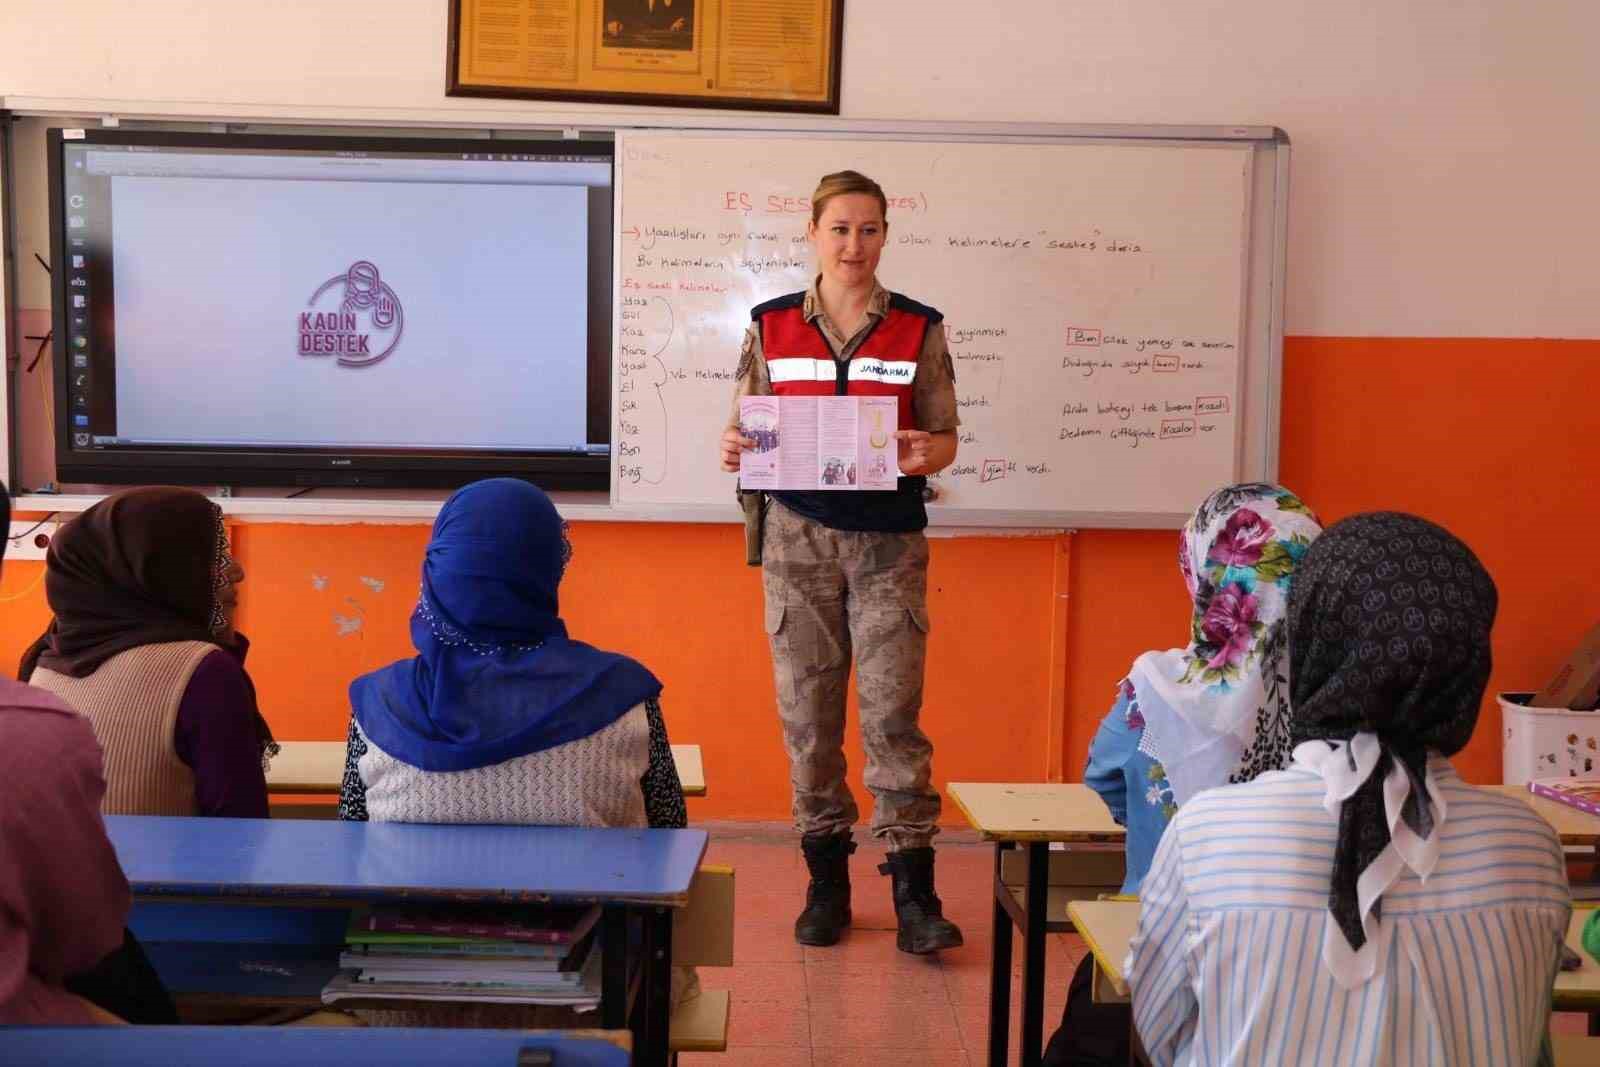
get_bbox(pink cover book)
[1528,776,1600,817]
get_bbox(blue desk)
[106,816,706,904]
[107,816,706,1067]
[1,1026,630,1066]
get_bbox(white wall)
[2,0,1598,338]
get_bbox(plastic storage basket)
[1502,691,1600,783]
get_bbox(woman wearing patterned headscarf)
[1127,513,1569,1066]
[1287,512,1557,984]
[1044,483,1321,1067]
[20,487,275,818]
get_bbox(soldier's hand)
[894,429,934,475]
[720,427,755,472]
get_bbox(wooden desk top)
[0,1027,632,1066]
[1487,785,1600,846]
[1555,906,1600,1011]
[1071,898,1600,1014]
[1067,899,1139,999]
[945,782,1594,846]
[106,815,707,906]
[267,740,707,797]
[947,782,1127,843]
[670,744,706,797]
[264,741,345,794]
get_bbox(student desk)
[267,741,708,797]
[1077,899,1600,1041]
[107,815,706,1067]
[1555,906,1600,1022]
[1066,900,1137,1004]
[1066,899,1152,1067]
[947,782,1126,1067]
[2,1026,631,1066]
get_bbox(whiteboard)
[611,128,1288,528]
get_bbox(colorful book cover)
[343,938,566,959]
[351,903,600,945]
[1528,776,1600,817]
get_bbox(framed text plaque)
[448,0,844,114]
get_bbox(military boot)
[794,831,855,946]
[880,847,964,954]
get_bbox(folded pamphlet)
[739,395,900,491]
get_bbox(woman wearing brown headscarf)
[0,484,168,1025]
[20,487,276,817]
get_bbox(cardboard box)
[1534,622,1600,710]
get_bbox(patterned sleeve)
[727,325,772,428]
[337,717,370,821]
[642,698,687,829]
[911,320,960,433]
[1084,689,1137,825]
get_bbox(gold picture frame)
[448,0,843,114]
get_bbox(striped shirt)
[1127,756,1570,1067]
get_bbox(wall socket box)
[7,519,61,561]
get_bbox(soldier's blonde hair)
[810,170,888,225]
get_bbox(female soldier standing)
[719,170,963,954]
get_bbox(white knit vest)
[357,703,650,828]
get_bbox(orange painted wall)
[1061,336,1600,786]
[2,335,1596,817]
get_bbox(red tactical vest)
[753,291,941,433]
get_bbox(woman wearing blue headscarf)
[338,478,685,830]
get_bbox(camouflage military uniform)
[733,278,958,851]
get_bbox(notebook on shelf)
[348,903,601,945]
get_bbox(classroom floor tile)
[679,1046,814,1066]
[811,1047,973,1067]
[697,822,1081,1066]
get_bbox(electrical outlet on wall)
[7,520,61,561]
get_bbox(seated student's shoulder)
[1178,765,1326,817]
[1446,777,1566,848]
[0,678,101,770]
[0,674,79,715]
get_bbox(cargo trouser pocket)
[906,602,930,634]
[763,593,801,708]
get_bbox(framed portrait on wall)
[447,0,844,114]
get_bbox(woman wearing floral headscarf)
[20,487,275,818]
[1044,482,1321,1067]
[1095,482,1323,893]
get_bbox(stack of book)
[321,903,603,1009]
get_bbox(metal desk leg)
[1021,841,1050,1067]
[601,903,629,1031]
[989,841,1015,1067]
[635,905,674,1067]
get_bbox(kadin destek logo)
[298,260,404,368]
